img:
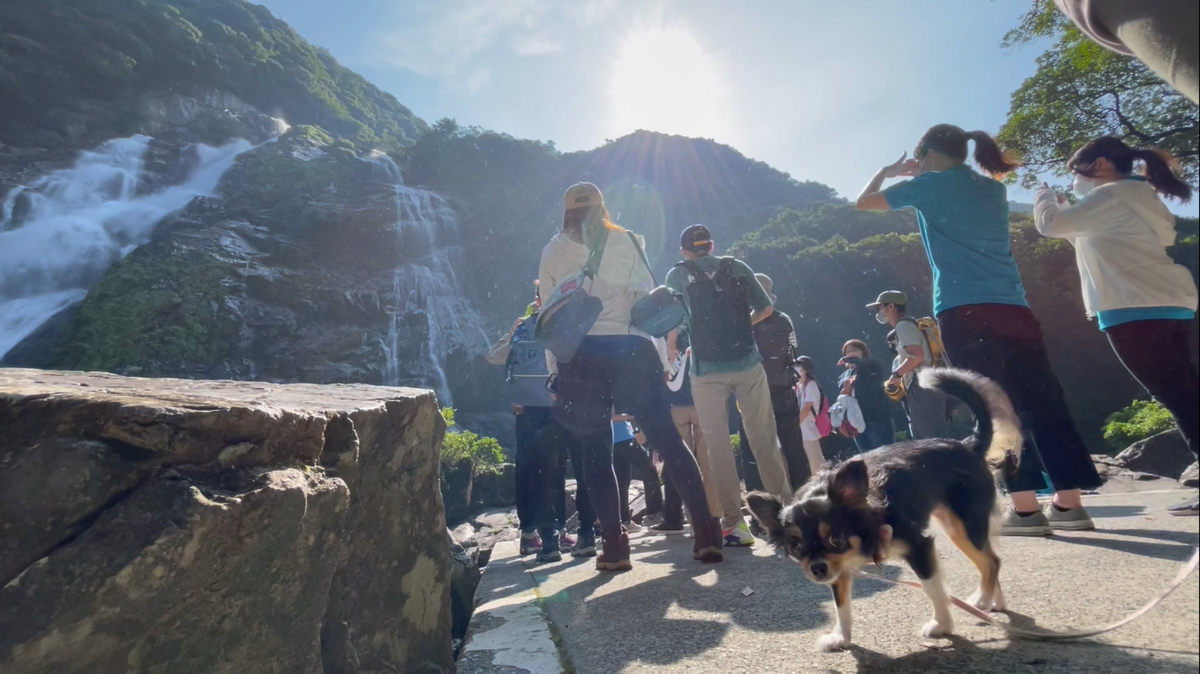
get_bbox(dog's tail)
[919,367,1022,468]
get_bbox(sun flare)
[609,28,726,139]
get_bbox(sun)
[609,28,727,139]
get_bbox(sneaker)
[1167,500,1198,517]
[623,520,643,533]
[641,512,666,529]
[999,507,1052,536]
[1044,504,1095,531]
[536,532,562,563]
[723,522,756,547]
[519,531,542,556]
[648,520,686,535]
[596,532,632,572]
[572,532,597,558]
[559,533,577,552]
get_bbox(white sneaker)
[723,522,755,547]
[623,521,643,533]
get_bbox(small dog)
[747,368,1022,651]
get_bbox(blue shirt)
[1097,307,1195,331]
[884,165,1028,315]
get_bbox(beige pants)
[803,439,827,474]
[692,363,793,530]
[671,405,721,518]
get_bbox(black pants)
[1107,319,1199,460]
[515,406,595,538]
[740,386,811,491]
[613,438,664,522]
[938,304,1102,492]
[555,336,713,539]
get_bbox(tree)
[998,1,1198,189]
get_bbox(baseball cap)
[755,273,775,302]
[564,182,604,211]
[680,224,713,253]
[866,290,907,309]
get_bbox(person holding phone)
[837,340,896,452]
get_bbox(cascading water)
[370,153,488,404]
[0,135,253,359]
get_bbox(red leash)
[852,548,1199,641]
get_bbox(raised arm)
[1034,183,1117,239]
[856,153,919,211]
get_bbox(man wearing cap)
[665,225,792,547]
[739,273,811,493]
[868,290,950,440]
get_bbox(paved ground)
[500,489,1198,674]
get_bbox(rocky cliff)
[0,368,454,674]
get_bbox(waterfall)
[0,135,253,359]
[370,152,488,404]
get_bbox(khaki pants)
[670,405,721,518]
[692,363,793,530]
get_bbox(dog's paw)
[818,631,851,652]
[921,618,954,638]
[969,589,1006,612]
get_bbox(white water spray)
[370,153,488,403]
[0,135,253,359]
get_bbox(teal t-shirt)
[665,255,772,377]
[1097,306,1195,331]
[883,164,1028,315]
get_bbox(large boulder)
[1181,462,1199,489]
[470,463,516,511]
[1114,430,1194,480]
[0,368,454,674]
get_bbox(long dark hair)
[797,355,817,381]
[1069,136,1192,202]
[916,124,1019,177]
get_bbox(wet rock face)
[0,368,454,674]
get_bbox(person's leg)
[733,364,793,501]
[691,373,744,531]
[1091,0,1200,104]
[903,380,951,440]
[614,339,723,561]
[1108,320,1200,460]
[682,405,720,517]
[803,439,827,474]
[627,439,664,515]
[775,409,810,490]
[612,441,634,523]
[513,410,538,535]
[739,422,765,492]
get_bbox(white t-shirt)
[797,379,822,441]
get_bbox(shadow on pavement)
[1049,528,1199,562]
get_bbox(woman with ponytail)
[856,123,1102,536]
[1035,137,1198,516]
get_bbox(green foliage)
[998,1,1198,188]
[439,407,506,474]
[1103,399,1177,454]
[0,0,426,148]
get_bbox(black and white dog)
[747,368,1022,651]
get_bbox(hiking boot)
[536,531,562,563]
[999,507,1052,536]
[519,531,542,556]
[1044,504,1095,531]
[692,517,725,563]
[559,532,577,552]
[595,531,632,572]
[1167,500,1199,517]
[647,520,686,535]
[572,532,597,558]
[723,522,756,547]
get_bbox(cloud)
[364,0,619,89]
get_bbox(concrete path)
[500,489,1199,673]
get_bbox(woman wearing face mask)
[856,124,1102,536]
[837,340,895,452]
[1035,137,1198,517]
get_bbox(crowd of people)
[480,3,1200,570]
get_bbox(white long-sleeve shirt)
[1034,179,1197,317]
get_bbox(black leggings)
[938,304,1102,493]
[554,335,713,539]
[613,438,663,522]
[1106,319,1199,460]
[515,407,595,538]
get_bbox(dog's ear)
[745,491,784,542]
[829,457,869,507]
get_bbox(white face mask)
[875,310,889,325]
[1073,174,1097,197]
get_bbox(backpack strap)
[582,223,612,278]
[625,231,658,285]
[679,259,708,282]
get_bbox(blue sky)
[257,0,1198,216]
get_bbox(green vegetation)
[998,1,1198,188]
[439,408,505,474]
[1103,399,1177,454]
[0,0,426,148]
